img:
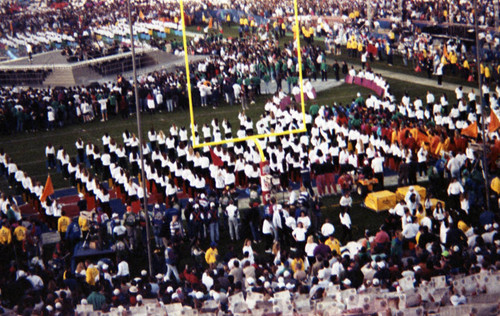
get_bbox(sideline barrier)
[345,74,385,96]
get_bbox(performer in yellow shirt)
[13,224,27,242]
[58,211,71,240]
[13,223,27,253]
[205,242,219,265]
[325,235,341,255]
[484,65,491,84]
[0,223,12,246]
[79,214,90,241]
[351,38,358,57]
[462,58,470,79]
[85,261,100,286]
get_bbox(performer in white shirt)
[447,177,464,211]
[321,218,335,238]
[339,207,352,243]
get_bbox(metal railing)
[0,69,52,85]
[0,48,156,71]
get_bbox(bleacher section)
[0,69,52,86]
[90,53,156,76]
[0,48,178,87]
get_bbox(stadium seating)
[81,271,500,315]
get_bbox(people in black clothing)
[332,60,340,81]
[341,61,348,77]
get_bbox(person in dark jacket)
[445,222,467,248]
[332,60,340,81]
[341,61,348,77]
[65,217,81,253]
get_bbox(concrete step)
[43,68,76,87]
[73,66,102,85]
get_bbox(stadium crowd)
[0,0,499,315]
[1,0,499,66]
[1,0,500,135]
[2,26,500,136]
[0,57,499,313]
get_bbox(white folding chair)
[431,275,447,289]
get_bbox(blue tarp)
[377,20,392,29]
[52,187,78,199]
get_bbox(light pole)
[474,0,491,212]
[495,0,499,36]
[448,0,452,25]
[366,0,374,32]
[127,0,153,275]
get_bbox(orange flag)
[461,121,478,138]
[40,175,54,202]
[415,129,429,145]
[139,10,145,21]
[208,17,213,29]
[489,111,500,133]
